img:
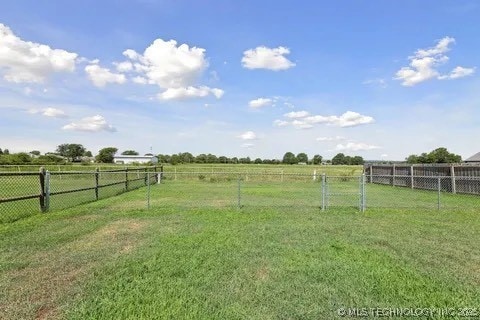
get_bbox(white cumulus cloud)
[335,142,380,151]
[62,115,116,132]
[120,38,223,100]
[284,110,310,118]
[0,23,78,83]
[440,66,475,80]
[316,136,345,141]
[238,131,257,140]
[114,61,133,73]
[249,98,273,108]
[280,111,374,129]
[242,46,295,71]
[395,37,475,86]
[273,119,289,127]
[28,107,68,118]
[85,64,127,87]
[158,86,224,100]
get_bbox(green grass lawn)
[1,182,479,319]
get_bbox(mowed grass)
[1,182,479,319]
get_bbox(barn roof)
[464,152,480,162]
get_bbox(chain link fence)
[146,172,479,212]
[366,175,480,210]
[0,167,161,223]
[2,170,480,223]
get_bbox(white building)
[113,155,158,164]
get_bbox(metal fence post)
[361,174,366,212]
[321,173,326,211]
[45,170,50,212]
[237,177,242,209]
[146,172,151,210]
[125,168,129,191]
[39,167,47,212]
[437,177,441,210]
[144,168,148,186]
[95,168,99,200]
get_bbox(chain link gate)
[321,174,366,212]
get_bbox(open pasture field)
[1,179,479,319]
[0,163,363,175]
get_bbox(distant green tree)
[406,148,461,164]
[121,150,139,156]
[282,152,298,164]
[181,152,194,163]
[254,158,263,164]
[195,154,208,163]
[84,151,93,157]
[4,149,9,155]
[218,156,228,164]
[351,156,364,165]
[206,154,218,163]
[30,150,41,156]
[312,154,323,165]
[296,153,308,164]
[332,153,346,165]
[0,148,3,155]
[95,147,118,163]
[239,157,251,164]
[56,143,86,161]
[170,154,181,165]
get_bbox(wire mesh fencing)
[366,175,480,210]
[0,167,160,223]
[147,172,480,212]
[150,172,358,210]
[3,170,480,223]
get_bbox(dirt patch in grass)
[1,218,148,320]
[255,265,270,282]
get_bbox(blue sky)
[0,0,478,160]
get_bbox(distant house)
[464,152,480,164]
[113,155,158,164]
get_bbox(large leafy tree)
[296,153,308,163]
[56,143,86,161]
[180,152,194,163]
[282,152,298,164]
[312,154,323,165]
[332,153,346,165]
[96,147,118,163]
[406,147,461,164]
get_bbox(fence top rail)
[0,167,159,175]
[369,174,480,179]
[162,171,363,177]
[0,172,41,176]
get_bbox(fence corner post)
[39,167,47,212]
[361,173,366,213]
[450,164,456,194]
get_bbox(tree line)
[0,144,366,165]
[2,144,461,165]
[405,147,461,164]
